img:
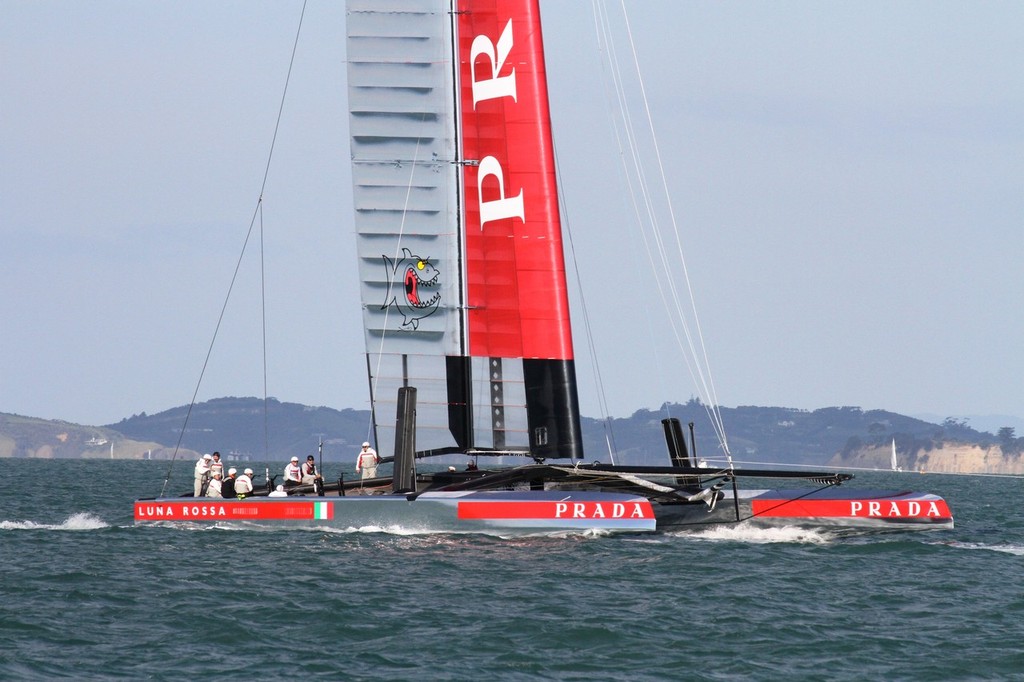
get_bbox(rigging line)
[257,0,308,202]
[260,201,269,462]
[735,481,843,523]
[595,0,709,457]
[607,1,729,458]
[593,2,703,400]
[588,0,678,450]
[597,12,693,463]
[599,0,722,440]
[580,4,623,424]
[160,195,264,497]
[723,458,1024,479]
[591,5,684,445]
[617,1,730,458]
[545,18,616,448]
[553,137,617,464]
[590,2,680,398]
[595,1,729,452]
[368,117,428,444]
[158,2,308,496]
[255,0,306,459]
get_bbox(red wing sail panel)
[457,0,574,362]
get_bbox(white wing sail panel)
[347,0,462,356]
[348,1,467,457]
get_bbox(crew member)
[235,468,254,499]
[222,468,238,499]
[356,442,379,480]
[194,453,212,497]
[206,470,223,498]
[284,456,302,488]
[301,455,320,485]
[209,451,224,479]
[268,484,288,498]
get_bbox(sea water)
[1,459,1022,680]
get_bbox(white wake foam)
[314,524,612,539]
[680,522,834,545]
[0,512,109,531]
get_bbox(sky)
[2,1,1022,432]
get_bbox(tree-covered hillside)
[108,397,370,462]
[106,396,998,467]
[581,400,996,466]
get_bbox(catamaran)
[135,0,952,535]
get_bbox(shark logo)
[382,248,441,330]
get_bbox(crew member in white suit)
[205,470,223,498]
[356,442,379,480]
[235,468,254,498]
[194,454,212,497]
[284,456,302,488]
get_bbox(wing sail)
[346,0,581,460]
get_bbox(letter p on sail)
[477,156,524,228]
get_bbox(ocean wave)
[943,540,1024,556]
[0,512,109,531]
[679,522,834,545]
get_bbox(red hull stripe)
[457,499,655,520]
[134,501,332,522]
[458,0,573,360]
[752,498,952,520]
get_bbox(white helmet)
[244,468,254,476]
[362,442,370,448]
[228,468,237,475]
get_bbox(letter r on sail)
[470,19,517,106]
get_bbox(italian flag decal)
[313,502,333,520]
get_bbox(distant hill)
[109,396,1001,467]
[107,396,369,462]
[1,397,1019,473]
[582,400,997,466]
[0,412,171,460]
